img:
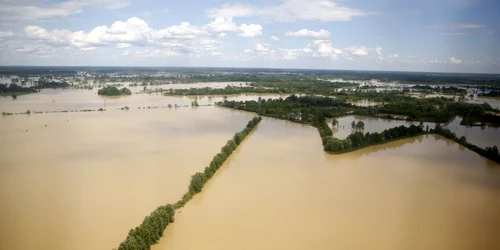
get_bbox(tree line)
[0,81,70,95]
[114,116,262,250]
[318,116,426,153]
[116,205,175,250]
[314,117,500,163]
[173,116,262,209]
[432,123,500,163]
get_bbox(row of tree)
[319,122,426,153]
[173,116,262,209]
[115,116,262,250]
[432,124,500,163]
[314,117,500,163]
[116,204,175,250]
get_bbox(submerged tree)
[356,121,365,130]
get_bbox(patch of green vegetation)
[97,86,132,96]
[36,79,70,89]
[0,83,37,95]
[218,94,357,123]
[116,204,175,250]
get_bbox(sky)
[0,0,499,73]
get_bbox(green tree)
[356,121,365,130]
[189,173,207,194]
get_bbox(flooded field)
[0,89,284,113]
[329,115,434,139]
[0,107,256,250]
[349,99,381,107]
[329,115,499,149]
[466,97,500,110]
[152,117,500,250]
[445,116,500,149]
[1,89,500,250]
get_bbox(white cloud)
[270,36,279,41]
[204,18,239,34]
[0,0,131,20]
[151,49,180,58]
[238,24,263,37]
[430,23,485,29]
[22,16,263,54]
[153,22,204,40]
[15,46,37,53]
[440,32,468,36]
[255,44,269,53]
[449,57,462,64]
[116,43,130,48]
[80,47,96,51]
[310,40,341,59]
[0,31,14,43]
[24,17,154,49]
[280,48,310,60]
[388,54,398,58]
[206,3,254,18]
[375,47,383,55]
[428,60,447,64]
[208,0,369,22]
[285,29,331,39]
[13,44,56,57]
[348,47,368,56]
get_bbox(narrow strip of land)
[115,116,262,250]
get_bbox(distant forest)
[0,66,499,85]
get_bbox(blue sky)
[0,0,499,73]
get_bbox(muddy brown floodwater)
[0,89,286,113]
[0,107,256,250]
[1,91,500,250]
[152,117,500,250]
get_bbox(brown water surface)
[153,117,500,250]
[0,89,286,113]
[0,107,256,250]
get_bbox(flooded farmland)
[0,107,256,250]
[329,115,435,140]
[0,88,284,114]
[330,115,499,149]
[152,118,500,250]
[1,90,500,250]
